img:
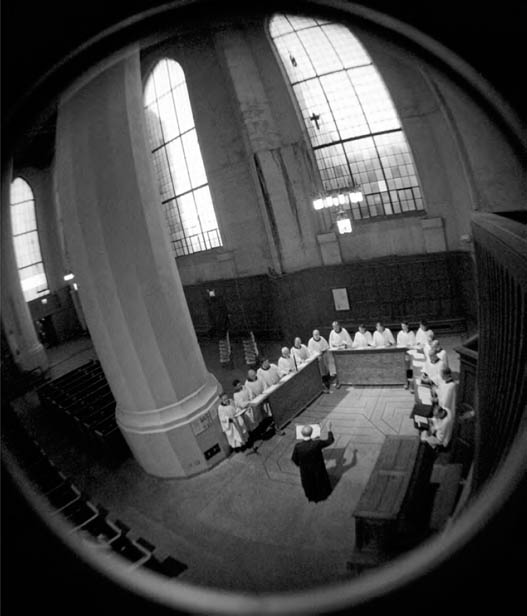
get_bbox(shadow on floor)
[326,447,358,490]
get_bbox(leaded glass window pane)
[10,178,49,302]
[144,59,222,256]
[269,13,424,225]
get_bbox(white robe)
[436,348,449,369]
[308,336,329,375]
[291,344,311,366]
[397,330,416,347]
[240,381,264,429]
[329,328,353,349]
[416,327,434,348]
[421,409,454,448]
[423,345,449,384]
[308,336,328,354]
[245,377,264,400]
[278,355,296,376]
[257,364,281,388]
[233,386,251,411]
[372,328,395,348]
[426,357,447,386]
[352,331,373,349]
[438,380,457,415]
[218,402,247,448]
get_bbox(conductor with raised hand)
[292,421,335,503]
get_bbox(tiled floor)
[16,333,463,593]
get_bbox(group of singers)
[218,319,457,452]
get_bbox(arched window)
[144,59,222,257]
[269,14,424,225]
[10,177,49,302]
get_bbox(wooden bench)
[333,347,408,386]
[351,434,436,568]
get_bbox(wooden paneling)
[273,251,474,342]
[455,334,478,412]
[472,213,527,491]
[267,358,323,429]
[249,358,323,430]
[183,274,281,339]
[182,251,474,343]
[28,286,82,345]
[333,347,407,386]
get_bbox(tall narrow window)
[144,59,222,257]
[269,14,424,225]
[10,177,49,302]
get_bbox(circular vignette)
[3,1,526,615]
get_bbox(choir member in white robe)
[245,369,264,398]
[430,340,449,370]
[420,406,454,449]
[244,370,265,428]
[372,322,395,348]
[291,337,311,367]
[437,367,457,415]
[415,320,434,349]
[397,321,416,347]
[218,393,247,450]
[278,347,297,376]
[308,329,331,391]
[423,338,448,383]
[233,379,255,432]
[352,324,373,349]
[397,322,416,391]
[257,358,281,389]
[425,351,447,386]
[329,321,353,350]
[421,330,437,376]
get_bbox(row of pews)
[37,360,128,460]
[4,408,187,579]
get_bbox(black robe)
[291,431,334,502]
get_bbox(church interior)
[2,2,526,614]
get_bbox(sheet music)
[295,424,321,439]
[414,415,429,427]
[418,385,432,405]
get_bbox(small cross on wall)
[309,112,321,130]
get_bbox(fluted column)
[1,160,48,374]
[55,48,227,477]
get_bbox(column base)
[116,374,229,477]
[15,342,48,374]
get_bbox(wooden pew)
[333,347,408,386]
[349,435,434,572]
[248,355,324,430]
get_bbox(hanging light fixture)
[349,188,363,203]
[312,186,363,210]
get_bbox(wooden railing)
[471,212,527,492]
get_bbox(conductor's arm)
[319,421,335,448]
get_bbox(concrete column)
[55,48,228,477]
[215,28,322,272]
[0,160,48,374]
